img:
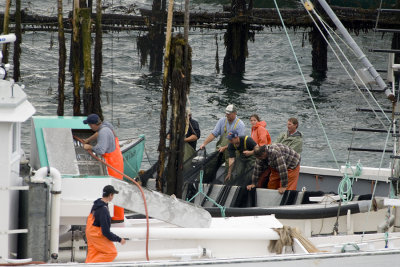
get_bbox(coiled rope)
[338,162,363,202]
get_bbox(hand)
[120,238,126,245]
[199,143,206,150]
[82,138,89,144]
[242,150,252,156]
[218,146,227,153]
[246,184,255,191]
[83,144,92,151]
[225,173,231,182]
[278,187,287,194]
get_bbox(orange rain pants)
[268,164,300,190]
[103,137,124,222]
[85,213,117,263]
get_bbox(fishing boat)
[1,0,400,265]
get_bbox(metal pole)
[317,0,394,101]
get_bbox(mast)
[316,0,395,101]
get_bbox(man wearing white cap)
[200,104,245,176]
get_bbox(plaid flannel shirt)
[251,143,300,187]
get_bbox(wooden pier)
[0,6,399,32]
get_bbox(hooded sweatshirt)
[251,121,272,146]
[90,198,122,242]
[275,130,303,154]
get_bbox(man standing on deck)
[248,144,300,194]
[85,185,126,263]
[82,114,125,222]
[275,117,303,154]
[199,104,245,176]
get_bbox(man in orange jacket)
[85,185,126,263]
[83,114,125,222]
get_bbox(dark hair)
[250,114,261,122]
[254,145,267,157]
[288,117,299,128]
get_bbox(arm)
[275,132,285,144]
[248,158,265,190]
[98,207,122,242]
[291,136,303,154]
[92,128,115,155]
[257,127,269,146]
[200,133,216,150]
[225,157,235,181]
[274,150,289,192]
[243,137,257,156]
[185,134,198,143]
[83,132,98,144]
[236,120,246,136]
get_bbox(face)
[287,120,297,133]
[226,112,236,122]
[250,117,258,126]
[89,123,100,132]
[229,136,240,146]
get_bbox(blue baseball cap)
[227,130,239,140]
[83,114,100,124]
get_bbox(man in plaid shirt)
[249,144,300,194]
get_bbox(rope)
[273,0,340,170]
[73,136,150,261]
[188,170,226,217]
[341,243,360,253]
[338,162,363,202]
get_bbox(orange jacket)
[251,121,271,146]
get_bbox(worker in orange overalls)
[248,144,300,194]
[83,114,125,222]
[85,185,126,263]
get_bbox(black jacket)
[90,198,122,242]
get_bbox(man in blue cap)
[225,129,257,185]
[82,114,125,222]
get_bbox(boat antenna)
[315,0,395,102]
[301,0,391,129]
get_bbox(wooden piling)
[166,35,191,197]
[310,2,328,80]
[57,0,66,116]
[222,0,252,75]
[92,0,103,118]
[72,0,82,115]
[165,0,191,198]
[137,0,165,72]
[2,0,11,64]
[157,0,174,192]
[13,0,21,81]
[310,25,328,80]
[81,8,93,115]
